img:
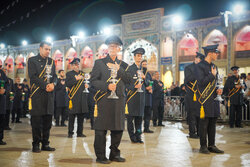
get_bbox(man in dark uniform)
[90,35,131,164]
[126,48,146,143]
[55,70,68,127]
[141,60,154,133]
[22,79,30,118]
[28,41,57,153]
[3,68,14,130]
[87,80,96,130]
[223,66,245,128]
[66,58,89,138]
[12,77,24,123]
[196,44,224,154]
[184,52,205,138]
[0,68,8,145]
[152,71,165,126]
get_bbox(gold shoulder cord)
[197,79,216,119]
[28,59,53,110]
[186,80,197,101]
[93,61,128,117]
[68,72,84,110]
[227,79,240,107]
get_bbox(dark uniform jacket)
[195,60,219,118]
[66,70,88,114]
[13,83,24,110]
[184,63,199,111]
[152,80,164,106]
[55,78,69,108]
[28,54,57,116]
[223,75,244,105]
[90,55,131,130]
[23,84,30,102]
[126,63,145,117]
[5,78,14,111]
[144,68,153,107]
[0,69,8,115]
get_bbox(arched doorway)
[4,56,14,78]
[235,25,250,74]
[80,46,94,70]
[52,50,64,72]
[65,48,77,72]
[203,29,227,59]
[177,33,198,84]
[124,38,158,71]
[15,54,26,78]
[235,25,250,57]
[96,44,108,60]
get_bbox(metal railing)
[163,95,250,122]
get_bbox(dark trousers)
[0,114,4,141]
[12,108,21,122]
[4,109,11,128]
[127,115,143,141]
[230,104,242,127]
[153,102,164,125]
[31,115,52,146]
[68,113,84,135]
[88,104,94,129]
[55,107,67,126]
[94,130,123,160]
[199,117,217,148]
[22,100,28,117]
[187,110,199,136]
[144,106,152,130]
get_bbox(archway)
[80,46,94,69]
[203,29,227,59]
[235,25,250,58]
[96,44,108,60]
[163,37,173,58]
[124,38,158,71]
[4,56,14,78]
[177,33,198,84]
[177,33,198,62]
[15,54,26,78]
[52,50,64,72]
[65,48,77,72]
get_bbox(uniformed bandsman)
[66,58,89,138]
[126,48,146,143]
[184,52,205,138]
[90,35,131,164]
[223,66,245,128]
[196,44,224,154]
[0,68,8,145]
[28,41,57,153]
[141,60,154,133]
[152,71,165,126]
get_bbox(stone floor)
[0,118,250,167]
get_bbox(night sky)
[0,0,249,46]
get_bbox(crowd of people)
[0,35,249,164]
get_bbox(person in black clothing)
[28,41,57,153]
[196,44,224,154]
[22,79,30,118]
[223,66,246,128]
[90,35,131,164]
[184,52,204,138]
[66,58,89,138]
[141,60,154,133]
[152,71,165,126]
[87,79,96,130]
[55,70,68,127]
[3,68,14,130]
[0,68,8,145]
[126,48,146,143]
[12,77,24,123]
